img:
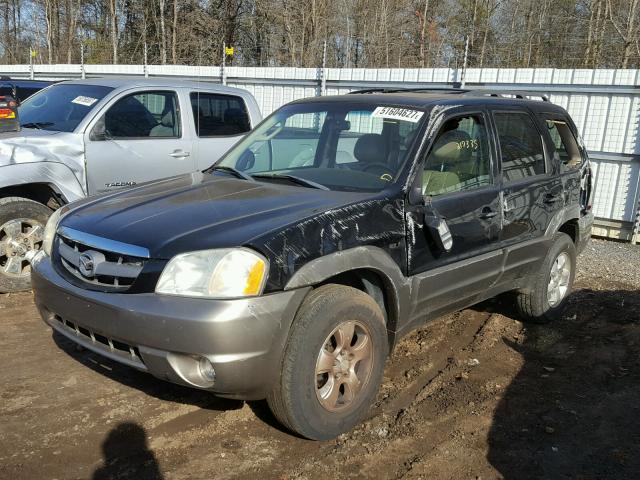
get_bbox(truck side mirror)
[90,117,109,141]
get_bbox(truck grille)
[55,226,149,292]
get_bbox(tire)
[515,232,576,323]
[267,284,389,440]
[0,197,52,293]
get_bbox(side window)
[543,117,582,172]
[422,114,491,196]
[190,92,250,136]
[105,91,180,139]
[494,112,545,182]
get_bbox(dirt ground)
[1,240,639,480]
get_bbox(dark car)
[0,77,55,103]
[30,89,594,440]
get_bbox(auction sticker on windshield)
[71,96,99,107]
[372,106,424,123]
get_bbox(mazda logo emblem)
[78,253,95,278]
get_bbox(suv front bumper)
[31,253,310,400]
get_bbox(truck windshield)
[214,102,425,192]
[18,84,114,133]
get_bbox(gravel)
[576,238,640,288]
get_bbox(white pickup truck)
[0,77,262,292]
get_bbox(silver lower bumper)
[31,253,310,400]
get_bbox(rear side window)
[494,112,545,182]
[543,118,582,172]
[105,90,180,139]
[190,92,250,137]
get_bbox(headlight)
[155,248,268,299]
[42,208,64,256]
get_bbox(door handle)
[479,208,498,219]
[169,150,190,158]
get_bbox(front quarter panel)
[0,132,87,197]
[253,197,407,293]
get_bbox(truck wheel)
[0,197,52,293]
[515,232,576,323]
[267,284,388,440]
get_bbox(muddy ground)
[1,239,639,480]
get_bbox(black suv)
[31,89,594,440]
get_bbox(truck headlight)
[42,208,65,256]
[155,248,268,298]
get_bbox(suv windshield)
[215,102,425,191]
[18,84,114,132]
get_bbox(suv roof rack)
[348,87,466,95]
[347,87,550,102]
[463,89,550,102]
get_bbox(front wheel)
[515,232,576,323]
[267,284,388,440]
[0,197,52,293]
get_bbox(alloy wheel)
[547,251,571,308]
[0,218,44,278]
[315,320,374,412]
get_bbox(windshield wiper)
[21,122,54,130]
[252,173,329,190]
[207,165,255,182]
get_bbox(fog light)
[198,356,216,382]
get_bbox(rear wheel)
[0,197,51,293]
[267,284,388,440]
[515,232,576,323]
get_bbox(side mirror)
[90,117,109,141]
[423,199,453,252]
[236,150,255,171]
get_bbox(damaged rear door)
[406,107,503,320]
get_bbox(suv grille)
[56,226,149,292]
[52,314,146,369]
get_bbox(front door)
[85,89,195,194]
[406,108,503,320]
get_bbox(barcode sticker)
[71,96,98,107]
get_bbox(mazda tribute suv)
[31,89,594,440]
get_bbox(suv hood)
[60,172,375,259]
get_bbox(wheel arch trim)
[0,163,85,204]
[284,246,409,335]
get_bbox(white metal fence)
[3,63,640,240]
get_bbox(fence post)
[144,43,148,78]
[29,48,34,80]
[80,44,86,79]
[460,35,469,88]
[319,40,327,96]
[221,42,227,86]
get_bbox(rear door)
[406,107,503,320]
[538,113,586,212]
[189,91,253,170]
[85,89,194,194]
[491,108,563,281]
